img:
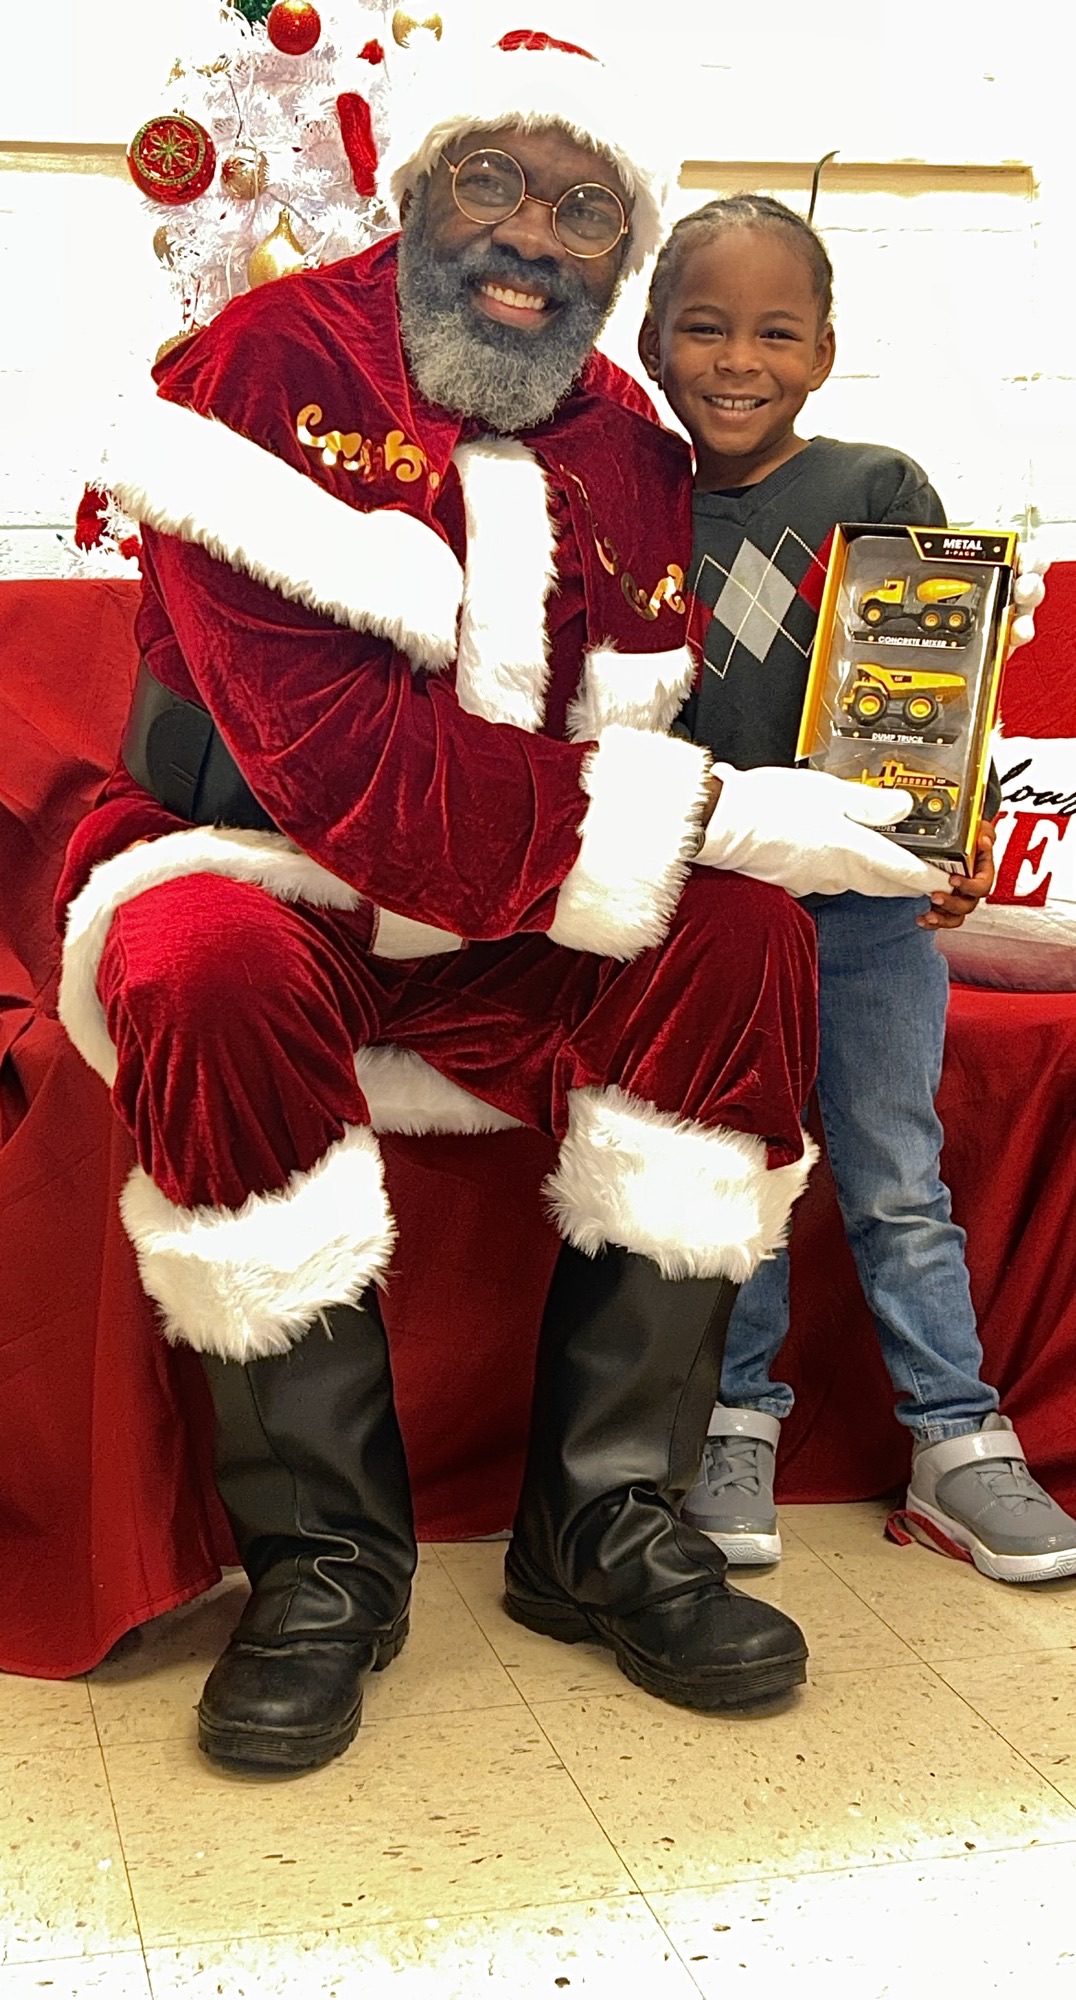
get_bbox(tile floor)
[5,1501,1076,1997]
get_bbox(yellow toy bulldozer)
[862,758,960,833]
[857,574,981,637]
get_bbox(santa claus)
[56,28,947,1775]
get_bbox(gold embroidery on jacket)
[560,467,684,621]
[296,405,441,490]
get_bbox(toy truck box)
[796,524,1017,872]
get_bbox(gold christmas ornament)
[152,224,177,266]
[154,325,204,363]
[221,146,269,201]
[391,9,442,47]
[246,208,307,288]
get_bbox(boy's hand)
[918,820,996,930]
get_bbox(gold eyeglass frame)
[445,148,630,259]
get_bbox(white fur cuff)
[371,908,464,958]
[547,725,711,959]
[566,643,696,742]
[120,1125,395,1363]
[103,394,463,668]
[545,1085,818,1281]
[354,1046,521,1134]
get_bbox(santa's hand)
[696,763,953,900]
[1008,552,1048,654]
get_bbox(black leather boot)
[196,1294,416,1775]
[505,1244,808,1712]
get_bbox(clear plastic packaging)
[797,525,1016,872]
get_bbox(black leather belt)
[121,658,277,830]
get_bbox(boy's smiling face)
[639,226,836,488]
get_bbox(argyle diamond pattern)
[692,529,830,680]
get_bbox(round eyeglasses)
[446,148,629,259]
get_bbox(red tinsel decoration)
[497,29,596,59]
[336,92,378,197]
[73,485,140,564]
[74,486,108,552]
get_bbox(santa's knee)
[94,872,348,1207]
[97,873,314,1078]
[673,867,815,972]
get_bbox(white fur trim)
[354,1046,521,1133]
[452,439,557,731]
[59,827,361,1090]
[566,643,696,742]
[372,908,463,957]
[120,1125,395,1362]
[545,1085,819,1282]
[548,725,711,959]
[102,395,463,669]
[380,42,673,276]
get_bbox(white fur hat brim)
[379,38,674,277]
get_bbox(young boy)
[638,194,1074,1583]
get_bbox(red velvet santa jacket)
[58,237,712,989]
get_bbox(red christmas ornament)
[336,93,378,197]
[358,38,384,62]
[266,1,321,55]
[127,113,217,204]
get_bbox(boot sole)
[196,1615,409,1775]
[683,1523,783,1567]
[503,1592,806,1712]
[895,1503,1076,1585]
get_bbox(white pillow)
[940,736,1076,990]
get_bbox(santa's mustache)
[443,238,588,313]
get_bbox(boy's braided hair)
[646,193,834,326]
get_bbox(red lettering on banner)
[990,810,1071,907]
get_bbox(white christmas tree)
[134,1,395,342]
[79,0,404,562]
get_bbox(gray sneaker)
[903,1413,1076,1583]
[681,1406,782,1565]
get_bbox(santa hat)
[379,27,675,277]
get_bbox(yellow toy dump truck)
[862,758,960,834]
[856,574,981,638]
[837,662,967,735]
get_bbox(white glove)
[1009,552,1048,654]
[697,763,953,900]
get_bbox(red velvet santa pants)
[95,868,819,1361]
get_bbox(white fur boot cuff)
[119,1124,396,1364]
[544,1085,818,1282]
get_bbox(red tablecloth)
[3,578,1075,1678]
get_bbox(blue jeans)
[720,893,997,1443]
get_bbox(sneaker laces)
[703,1435,765,1498]
[966,1455,1055,1517]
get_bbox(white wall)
[2,0,1073,574]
